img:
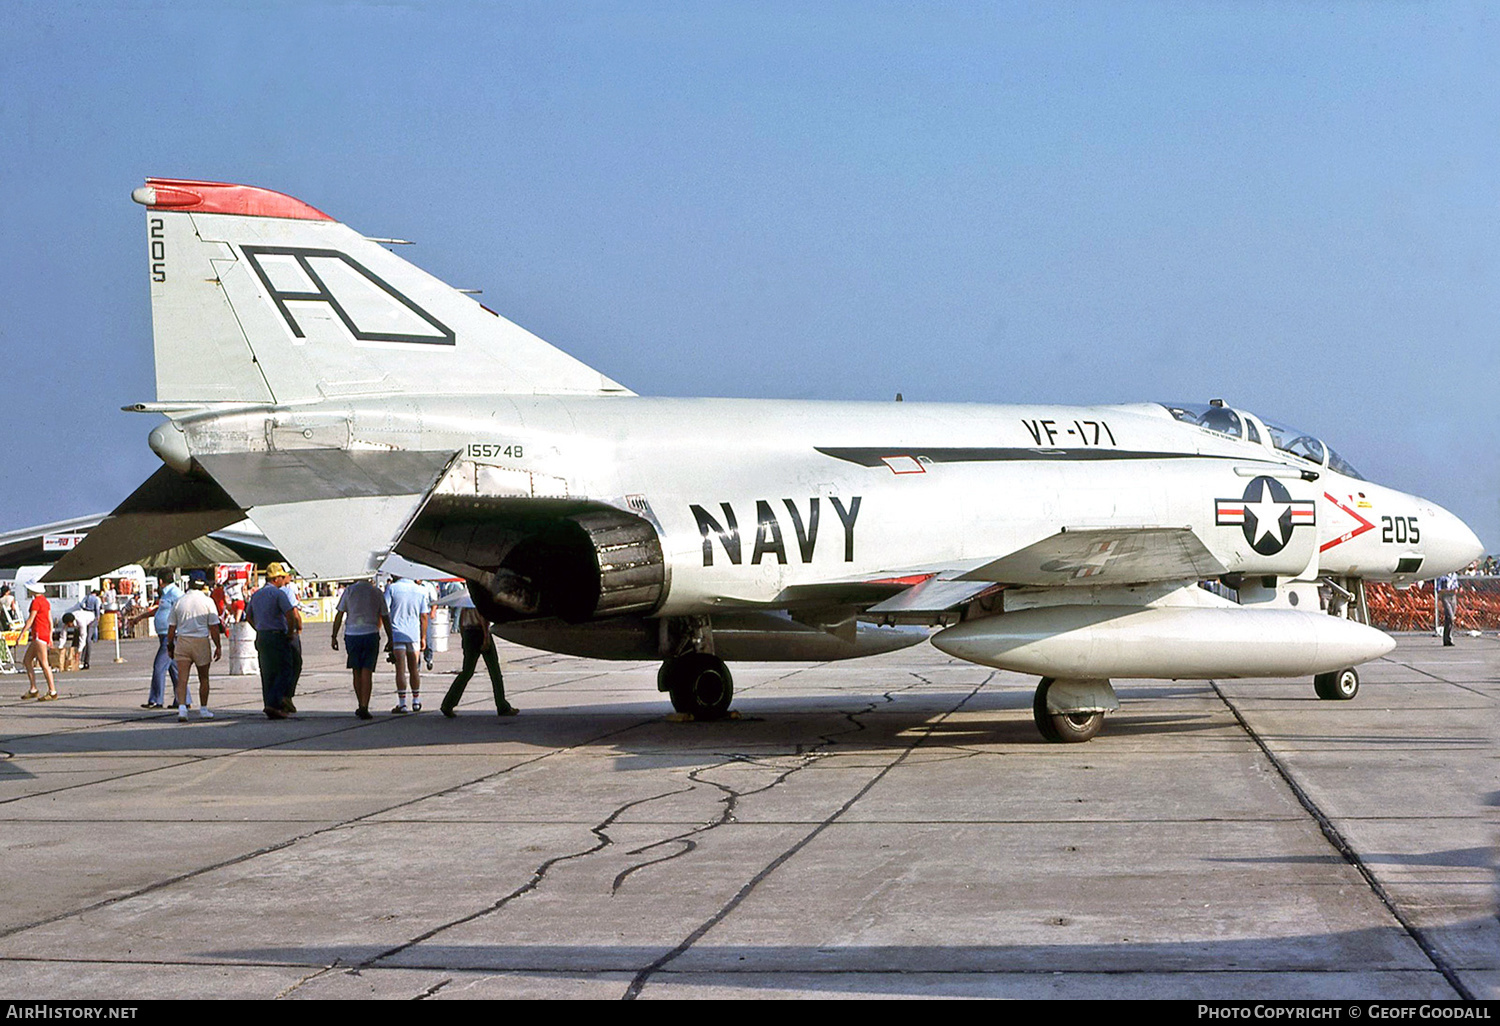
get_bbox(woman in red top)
[21,582,57,700]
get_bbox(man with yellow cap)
[244,563,302,719]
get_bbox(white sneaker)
[177,705,188,722]
[199,708,214,719]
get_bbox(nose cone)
[1422,502,1485,575]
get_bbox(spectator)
[0,585,20,630]
[245,563,301,720]
[1436,571,1461,647]
[167,571,224,722]
[279,574,304,714]
[60,608,94,670]
[383,575,430,713]
[440,605,517,718]
[331,577,391,719]
[20,582,57,701]
[132,573,182,709]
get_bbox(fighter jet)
[47,177,1485,741]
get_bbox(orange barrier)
[1365,579,1500,632]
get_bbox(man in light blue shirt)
[383,576,431,713]
[1436,571,1461,647]
[136,573,182,708]
[246,562,301,719]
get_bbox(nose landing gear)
[1313,666,1359,701]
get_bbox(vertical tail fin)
[134,178,631,403]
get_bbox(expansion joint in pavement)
[1207,679,1474,1001]
[1381,656,1495,700]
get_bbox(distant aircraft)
[47,178,1485,741]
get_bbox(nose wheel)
[659,653,735,720]
[1313,667,1359,701]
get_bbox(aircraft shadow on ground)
[199,918,1490,998]
[1206,847,1497,869]
[0,696,1229,770]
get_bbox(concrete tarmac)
[0,630,1494,1000]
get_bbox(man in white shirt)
[60,608,95,669]
[331,578,391,720]
[167,571,224,721]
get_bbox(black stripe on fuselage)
[814,446,1261,467]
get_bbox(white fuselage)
[168,394,1480,613]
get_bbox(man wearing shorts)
[382,575,430,713]
[331,578,391,720]
[166,571,223,721]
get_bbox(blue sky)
[2,1,1496,548]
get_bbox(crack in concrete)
[360,784,696,971]
[620,678,991,1000]
[606,677,939,895]
[274,960,341,999]
[413,976,452,1000]
[609,754,820,894]
[0,717,657,943]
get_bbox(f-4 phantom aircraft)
[48,177,1485,741]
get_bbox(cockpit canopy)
[1159,402,1364,480]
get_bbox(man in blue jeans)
[135,573,182,709]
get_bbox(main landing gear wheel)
[662,653,734,720]
[1033,677,1104,743]
[1313,667,1359,701]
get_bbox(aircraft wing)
[953,526,1227,586]
[781,527,1226,618]
[42,466,245,582]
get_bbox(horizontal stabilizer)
[195,449,455,507]
[42,467,244,582]
[196,448,456,579]
[956,527,1227,586]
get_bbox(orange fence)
[1365,578,1500,632]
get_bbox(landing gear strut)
[1032,676,1115,743]
[659,653,735,720]
[1313,666,1359,701]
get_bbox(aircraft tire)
[1032,677,1104,743]
[1313,667,1359,701]
[664,653,734,720]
